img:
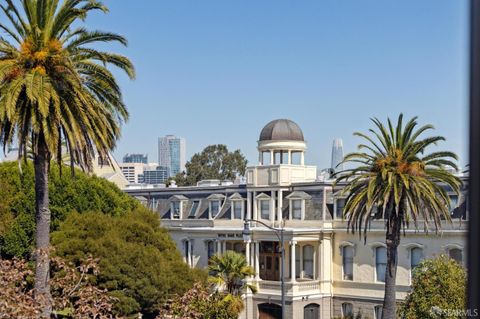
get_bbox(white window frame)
[408,245,424,283]
[370,243,387,283]
[340,243,355,281]
[334,197,347,220]
[170,201,182,219]
[289,198,305,220]
[302,245,315,279]
[259,199,270,220]
[231,200,244,220]
[209,200,222,219]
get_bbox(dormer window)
[286,191,311,220]
[292,200,302,220]
[210,200,221,218]
[229,193,245,220]
[168,195,188,220]
[260,200,270,219]
[171,201,181,219]
[207,194,226,219]
[232,201,243,219]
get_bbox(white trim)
[231,199,244,220]
[289,198,305,220]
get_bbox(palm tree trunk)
[34,134,52,317]
[382,202,403,319]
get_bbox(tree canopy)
[171,144,247,186]
[400,255,466,319]
[0,161,139,258]
[52,210,206,316]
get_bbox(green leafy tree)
[335,114,461,319]
[51,210,207,316]
[400,255,466,319]
[0,161,140,259]
[208,251,256,296]
[0,0,134,316]
[172,144,247,186]
[158,282,244,319]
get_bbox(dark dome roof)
[259,119,304,141]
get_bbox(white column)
[253,191,257,220]
[277,189,283,223]
[245,240,251,267]
[222,241,226,254]
[247,192,252,220]
[270,191,275,224]
[288,150,292,164]
[290,241,297,282]
[216,240,222,255]
[270,150,274,165]
[255,241,260,280]
[188,240,193,267]
[259,151,263,165]
[300,151,305,165]
[316,243,321,280]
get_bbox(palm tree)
[335,114,461,319]
[208,250,257,296]
[0,0,134,316]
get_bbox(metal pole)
[469,0,480,311]
[280,229,285,319]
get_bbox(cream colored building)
[126,119,467,319]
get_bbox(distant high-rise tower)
[123,153,148,164]
[158,135,186,177]
[331,138,344,172]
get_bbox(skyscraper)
[123,153,148,164]
[158,135,186,177]
[331,138,344,172]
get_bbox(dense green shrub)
[52,210,206,316]
[400,255,467,319]
[0,161,139,258]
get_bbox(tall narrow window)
[295,247,301,278]
[292,199,302,220]
[375,247,387,282]
[210,200,220,218]
[260,200,270,219]
[303,245,314,279]
[336,198,346,219]
[342,246,354,280]
[184,240,190,266]
[374,306,383,319]
[172,201,181,219]
[410,247,423,278]
[342,303,353,318]
[233,201,243,219]
[449,248,463,264]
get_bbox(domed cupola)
[257,119,307,166]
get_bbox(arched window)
[304,303,320,319]
[303,245,314,279]
[342,246,354,280]
[375,247,387,282]
[342,303,353,318]
[449,248,463,264]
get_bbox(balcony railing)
[256,279,321,295]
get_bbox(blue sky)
[89,1,469,169]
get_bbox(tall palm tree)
[0,0,134,316]
[335,114,461,319]
[208,250,257,296]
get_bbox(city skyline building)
[123,153,148,164]
[331,138,344,172]
[142,166,170,184]
[158,135,186,177]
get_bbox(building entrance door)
[259,241,281,281]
